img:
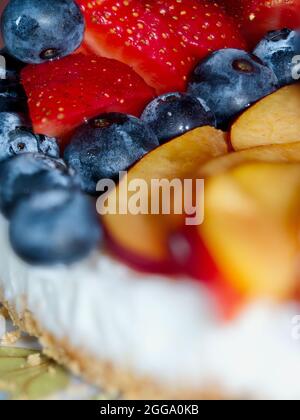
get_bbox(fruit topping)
[34,134,60,159]
[231,85,300,150]
[0,127,60,162]
[253,29,300,88]
[102,127,228,268]
[64,113,159,194]
[219,0,300,48]
[0,153,76,217]
[1,0,85,63]
[0,79,28,114]
[77,0,245,93]
[0,48,26,81]
[10,189,102,265]
[0,112,30,149]
[201,162,300,299]
[188,48,279,128]
[178,227,243,319]
[141,93,216,144]
[1,0,300,298]
[200,142,300,178]
[21,53,155,139]
[3,129,45,158]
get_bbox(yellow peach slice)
[102,126,228,263]
[231,85,300,150]
[200,142,300,178]
[201,162,300,299]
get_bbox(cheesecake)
[1,0,300,401]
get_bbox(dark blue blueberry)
[141,92,216,144]
[1,0,85,64]
[0,79,28,113]
[64,113,159,194]
[7,129,39,157]
[0,112,31,154]
[0,113,59,161]
[0,153,76,217]
[0,49,28,113]
[0,48,26,81]
[188,49,279,128]
[0,127,60,162]
[10,189,102,265]
[35,134,60,158]
[253,29,300,87]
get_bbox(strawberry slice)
[21,53,155,140]
[219,0,300,47]
[77,0,245,93]
[150,1,245,56]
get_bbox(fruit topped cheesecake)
[2,0,300,400]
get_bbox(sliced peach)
[102,126,228,268]
[200,142,300,178]
[201,162,300,299]
[231,85,300,151]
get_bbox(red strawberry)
[76,0,245,93]
[21,53,155,140]
[219,0,300,47]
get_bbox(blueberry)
[8,129,39,157]
[0,127,60,162]
[10,189,102,265]
[1,0,85,64]
[0,79,28,113]
[141,92,216,144]
[253,29,300,87]
[0,112,30,152]
[0,113,59,161]
[0,153,76,217]
[188,49,279,128]
[35,134,60,158]
[64,113,159,194]
[0,48,26,81]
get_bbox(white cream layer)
[1,215,300,399]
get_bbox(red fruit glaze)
[105,232,179,276]
[77,0,246,93]
[21,53,155,140]
[170,227,244,320]
[107,224,243,319]
[219,0,300,47]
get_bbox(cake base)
[0,291,229,400]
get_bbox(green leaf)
[0,347,70,400]
[25,366,69,400]
[0,348,33,358]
